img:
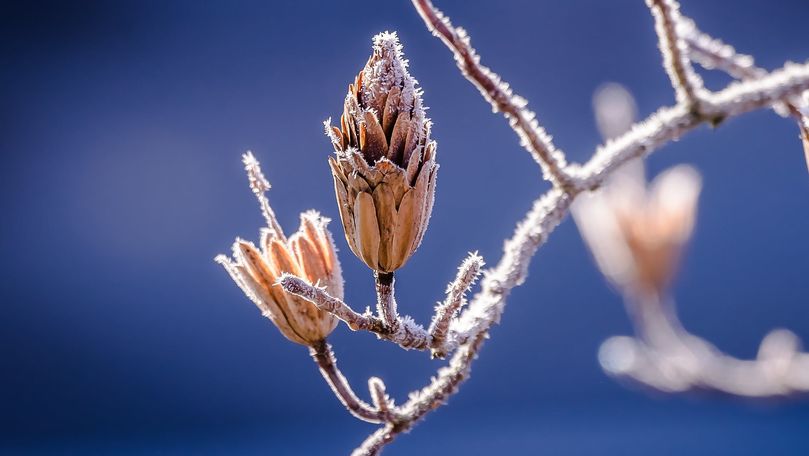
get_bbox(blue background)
[3,0,809,454]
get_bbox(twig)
[429,252,484,358]
[310,340,387,423]
[354,331,488,454]
[577,60,809,189]
[242,152,287,242]
[411,0,575,191]
[680,16,805,120]
[279,274,431,350]
[375,272,398,329]
[646,0,708,112]
[279,274,383,332]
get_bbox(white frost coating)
[363,31,427,129]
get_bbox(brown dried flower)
[326,31,437,273]
[217,153,343,346]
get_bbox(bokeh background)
[3,0,809,454]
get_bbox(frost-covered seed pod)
[326,31,438,273]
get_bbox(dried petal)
[382,86,402,137]
[354,191,381,269]
[361,110,388,163]
[390,190,419,270]
[372,183,397,271]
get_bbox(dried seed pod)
[217,154,343,347]
[326,31,438,273]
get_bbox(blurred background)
[2,0,809,454]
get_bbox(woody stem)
[375,271,398,329]
[310,339,386,423]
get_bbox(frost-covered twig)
[374,272,399,330]
[279,274,430,350]
[310,340,389,423]
[412,0,575,190]
[576,61,809,189]
[353,331,488,455]
[429,252,484,358]
[646,0,709,111]
[242,152,287,243]
[281,253,487,354]
[680,17,805,120]
[279,274,382,332]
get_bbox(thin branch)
[354,331,488,454]
[368,377,393,417]
[681,17,805,120]
[310,340,386,423]
[600,293,809,397]
[279,274,383,332]
[429,252,484,358]
[279,274,431,350]
[646,0,708,111]
[577,60,809,189]
[352,423,398,456]
[241,152,287,242]
[411,0,575,191]
[374,272,398,329]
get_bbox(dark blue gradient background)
[3,1,809,454]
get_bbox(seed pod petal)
[372,183,397,272]
[361,110,388,163]
[382,86,401,137]
[354,191,381,269]
[291,235,328,289]
[234,260,309,346]
[387,111,411,165]
[390,189,419,270]
[381,165,407,207]
[405,146,423,185]
[235,241,310,345]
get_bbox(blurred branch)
[600,292,809,397]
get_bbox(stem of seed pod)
[310,339,385,423]
[374,272,399,330]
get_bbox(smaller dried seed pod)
[217,154,343,347]
[326,31,437,273]
[572,162,702,297]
